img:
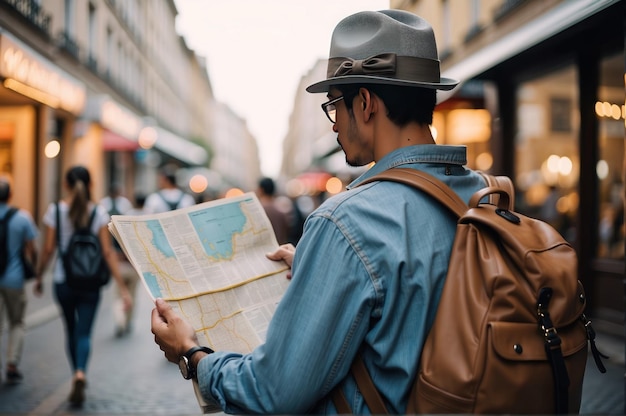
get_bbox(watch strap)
[184,345,214,360]
[182,346,214,380]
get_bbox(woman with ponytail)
[34,165,132,407]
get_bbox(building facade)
[0,0,218,223]
[281,0,623,335]
[208,100,262,194]
[391,0,624,335]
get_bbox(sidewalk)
[4,279,201,415]
[8,278,626,415]
[580,332,625,415]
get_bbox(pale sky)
[174,0,390,178]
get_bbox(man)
[99,183,133,217]
[256,177,292,245]
[0,178,38,384]
[100,184,136,337]
[144,165,195,214]
[152,10,488,413]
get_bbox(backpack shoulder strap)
[331,354,389,414]
[0,208,18,240]
[87,206,98,230]
[174,191,185,209]
[158,191,181,210]
[2,207,18,223]
[359,168,468,218]
[110,197,118,216]
[55,202,64,256]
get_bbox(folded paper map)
[108,192,291,354]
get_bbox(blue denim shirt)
[198,145,487,414]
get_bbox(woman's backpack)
[56,203,110,290]
[0,208,18,276]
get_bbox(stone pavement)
[579,332,625,415]
[0,279,203,415]
[1,276,624,415]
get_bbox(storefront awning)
[438,0,620,102]
[152,126,208,166]
[103,129,139,151]
[84,95,142,142]
[0,32,86,114]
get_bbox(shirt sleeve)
[118,196,134,214]
[143,193,161,214]
[17,209,38,241]
[180,193,196,208]
[42,202,56,228]
[196,214,376,414]
[93,204,111,231]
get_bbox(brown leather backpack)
[333,168,606,414]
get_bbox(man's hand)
[266,243,296,279]
[151,298,199,363]
[33,277,44,297]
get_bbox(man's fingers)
[267,243,295,257]
[151,311,161,336]
[280,243,296,253]
[266,244,296,266]
[154,298,173,320]
[151,300,170,333]
[265,250,284,261]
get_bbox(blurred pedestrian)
[99,182,133,217]
[111,192,148,337]
[144,164,195,213]
[0,177,38,384]
[34,165,132,407]
[127,193,149,216]
[256,177,292,245]
[99,183,137,337]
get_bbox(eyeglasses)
[321,96,344,123]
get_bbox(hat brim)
[306,75,459,93]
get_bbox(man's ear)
[359,88,369,108]
[359,88,374,121]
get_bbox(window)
[514,64,580,243]
[106,27,113,77]
[596,53,624,259]
[88,3,96,60]
[64,0,74,35]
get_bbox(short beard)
[343,115,368,167]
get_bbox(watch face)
[179,356,191,379]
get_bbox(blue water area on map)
[189,200,249,260]
[143,271,162,297]
[146,219,175,258]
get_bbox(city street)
[0,278,203,415]
[0,275,624,415]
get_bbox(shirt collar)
[347,144,468,189]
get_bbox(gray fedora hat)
[307,10,458,93]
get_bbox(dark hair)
[337,84,436,126]
[134,193,146,207]
[258,177,275,196]
[0,179,9,202]
[65,166,92,229]
[159,165,178,186]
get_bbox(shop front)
[82,95,143,202]
[440,0,624,333]
[0,31,86,221]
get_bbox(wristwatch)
[179,345,214,380]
